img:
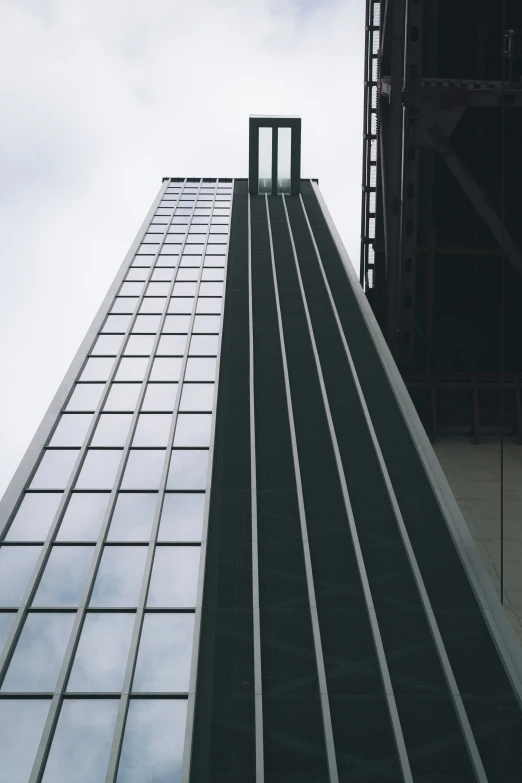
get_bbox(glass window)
[211,216,230,224]
[199,282,223,296]
[120,282,145,296]
[50,414,92,447]
[180,255,203,267]
[111,297,138,314]
[115,357,148,382]
[142,383,178,412]
[75,450,122,490]
[157,334,187,355]
[133,613,194,692]
[57,493,110,541]
[0,546,40,606]
[157,255,180,267]
[125,269,147,283]
[189,335,219,356]
[104,383,141,412]
[91,414,133,447]
[163,314,191,333]
[42,699,118,783]
[173,282,197,296]
[90,546,147,607]
[277,126,292,193]
[133,414,173,448]
[139,297,167,315]
[179,383,214,412]
[80,357,114,382]
[176,268,199,281]
[158,493,205,542]
[184,243,205,255]
[172,216,189,224]
[102,314,132,333]
[167,450,209,490]
[168,298,194,315]
[203,256,225,267]
[116,700,187,783]
[66,384,104,412]
[147,546,200,607]
[202,268,225,281]
[209,224,229,234]
[30,450,79,490]
[174,414,212,447]
[143,231,164,242]
[121,450,166,490]
[132,256,153,268]
[0,613,15,650]
[185,357,217,382]
[67,613,135,691]
[6,493,62,542]
[133,314,162,333]
[151,268,175,282]
[192,315,220,334]
[150,357,182,382]
[92,334,124,356]
[147,282,170,296]
[33,546,94,607]
[124,334,155,355]
[108,493,157,542]
[0,700,50,783]
[2,613,75,692]
[196,297,222,315]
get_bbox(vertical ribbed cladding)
[286,193,478,780]
[268,197,404,781]
[250,194,329,781]
[190,180,256,782]
[301,181,522,779]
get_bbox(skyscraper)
[1,117,522,782]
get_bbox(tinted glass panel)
[163,315,191,332]
[124,334,155,355]
[91,414,133,447]
[189,334,219,355]
[142,383,178,412]
[90,546,147,607]
[121,450,166,490]
[104,384,141,412]
[150,358,182,382]
[75,450,122,490]
[185,358,217,381]
[199,282,223,296]
[2,613,75,692]
[133,613,194,692]
[179,383,214,412]
[115,357,148,382]
[192,315,220,334]
[157,335,187,355]
[108,493,157,542]
[111,297,138,314]
[91,334,124,356]
[147,546,200,607]
[102,314,132,333]
[167,450,209,490]
[50,414,92,447]
[133,315,162,333]
[66,384,104,412]
[196,297,222,315]
[173,414,212,447]
[30,450,79,490]
[0,546,41,606]
[139,298,167,315]
[6,493,62,542]
[158,493,205,542]
[57,493,110,541]
[133,414,172,447]
[80,357,114,382]
[33,546,94,607]
[0,613,15,650]
[0,700,50,783]
[168,298,194,315]
[67,613,135,691]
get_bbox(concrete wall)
[434,437,522,648]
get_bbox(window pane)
[139,297,166,315]
[189,335,219,356]
[133,613,194,692]
[6,493,62,542]
[157,334,187,355]
[30,450,79,490]
[142,383,178,412]
[91,414,133,447]
[116,700,187,783]
[277,126,292,194]
[67,613,135,691]
[121,450,166,490]
[90,546,147,607]
[111,297,138,314]
[57,493,110,541]
[147,282,170,296]
[199,282,223,296]
[0,700,50,783]
[151,267,175,282]
[168,298,194,315]
[104,384,141,412]
[66,384,104,412]
[177,268,199,281]
[202,268,225,281]
[158,493,205,542]
[174,414,212,447]
[125,268,147,282]
[133,414,173,447]
[192,315,220,334]
[0,613,15,650]
[179,383,214,412]
[91,334,124,356]
[133,314,162,333]
[185,357,217,382]
[173,282,197,297]
[33,546,94,607]
[2,613,75,692]
[124,334,155,355]
[150,357,182,382]
[147,546,200,607]
[102,314,132,333]
[75,450,122,490]
[196,297,222,315]
[115,357,149,382]
[163,314,191,333]
[42,699,118,783]
[108,493,157,541]
[80,357,114,382]
[0,546,40,606]
[167,450,209,490]
[49,414,92,447]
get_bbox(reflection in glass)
[91,414,133,447]
[192,315,220,334]
[157,335,187,355]
[75,450,122,490]
[189,334,219,356]
[133,314,161,333]
[168,298,194,315]
[102,314,132,333]
[150,357,182,382]
[0,546,41,606]
[179,383,214,412]
[121,450,166,490]
[142,383,178,412]
[57,493,110,541]
[167,450,209,490]
[49,414,92,448]
[0,700,50,783]
[90,546,147,607]
[42,699,118,783]
[103,383,141,412]
[30,450,79,490]
[33,546,94,607]
[202,268,225,281]
[133,613,194,692]
[92,334,124,356]
[68,613,134,691]
[0,612,15,650]
[163,314,191,332]
[196,297,222,315]
[174,414,212,447]
[2,613,75,692]
[80,357,114,382]
[7,493,62,542]
[115,357,149,382]
[277,126,292,194]
[108,493,157,541]
[124,334,155,355]
[111,297,138,314]
[133,414,172,447]
[66,383,104,412]
[117,699,187,783]
[158,493,205,541]
[147,547,200,607]
[185,357,217,381]
[139,298,167,315]
[258,126,272,194]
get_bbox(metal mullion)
[106,179,221,783]
[24,180,189,783]
[248,194,265,782]
[282,196,413,782]
[300,187,488,783]
[264,195,339,783]
[180,181,235,783]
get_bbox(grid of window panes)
[0,178,232,783]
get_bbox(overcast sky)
[0,0,365,497]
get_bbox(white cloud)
[0,0,364,496]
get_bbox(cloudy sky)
[0,0,365,496]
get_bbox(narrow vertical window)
[258,127,272,195]
[277,127,292,194]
